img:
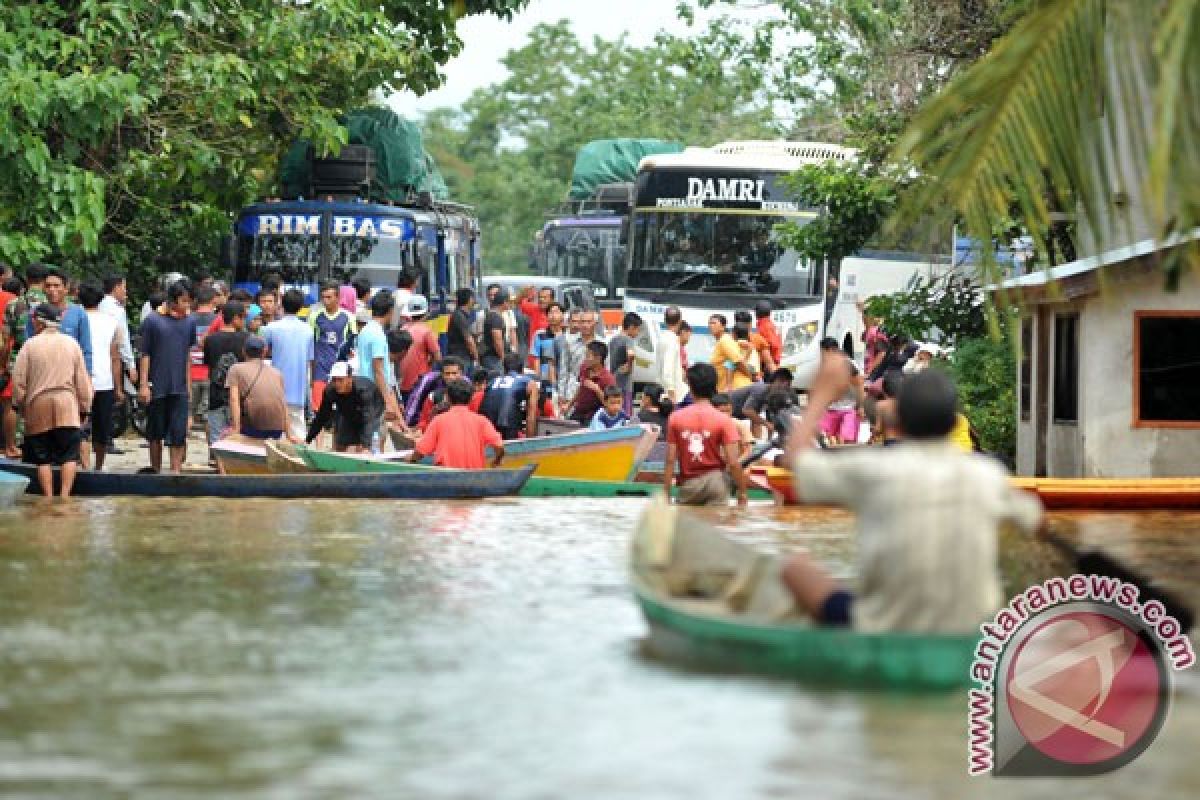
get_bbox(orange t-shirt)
[756,317,783,365]
[414,405,502,469]
[666,401,740,482]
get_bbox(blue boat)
[0,460,533,500]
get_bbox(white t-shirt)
[86,309,118,391]
[793,441,1042,633]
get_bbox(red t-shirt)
[756,317,783,365]
[666,401,740,482]
[398,322,439,392]
[520,298,547,348]
[571,364,615,422]
[469,390,484,413]
[414,405,503,469]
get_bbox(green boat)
[630,498,978,690]
[295,446,772,500]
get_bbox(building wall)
[1078,269,1200,477]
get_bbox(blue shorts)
[146,394,189,447]
[818,589,854,626]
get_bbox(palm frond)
[891,0,1198,285]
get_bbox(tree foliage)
[863,273,987,346]
[420,20,781,273]
[0,0,526,292]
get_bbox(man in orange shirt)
[755,300,783,366]
[735,309,777,377]
[410,378,505,469]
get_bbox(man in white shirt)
[655,306,686,403]
[80,282,125,470]
[781,359,1043,633]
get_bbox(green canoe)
[630,498,978,690]
[295,446,772,500]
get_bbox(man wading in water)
[780,355,1043,632]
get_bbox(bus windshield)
[236,233,322,285]
[629,211,818,296]
[328,236,412,286]
[542,224,621,285]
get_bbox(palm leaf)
[892,0,1197,285]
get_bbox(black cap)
[33,303,62,323]
[755,299,773,318]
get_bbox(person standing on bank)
[607,312,643,417]
[139,280,195,474]
[445,288,479,369]
[28,267,92,374]
[202,301,249,451]
[568,340,614,426]
[78,282,124,471]
[396,294,441,403]
[262,289,314,440]
[480,289,510,374]
[12,304,93,497]
[663,363,749,507]
[655,307,686,404]
[356,290,403,427]
[309,282,357,413]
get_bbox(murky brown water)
[0,498,1196,799]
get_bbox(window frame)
[1019,316,1033,421]
[1133,310,1200,429]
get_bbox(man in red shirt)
[410,378,505,469]
[396,295,441,400]
[664,362,749,506]
[519,286,551,345]
[755,300,783,367]
[568,340,615,425]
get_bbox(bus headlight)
[783,322,818,358]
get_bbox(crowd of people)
[0,259,982,507]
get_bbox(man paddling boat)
[781,356,1043,633]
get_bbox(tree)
[0,0,526,292]
[421,20,781,272]
[892,0,1200,285]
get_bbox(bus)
[532,183,631,328]
[221,198,482,323]
[621,141,855,388]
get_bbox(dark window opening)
[1020,317,1032,420]
[1136,315,1200,423]
[1053,314,1078,423]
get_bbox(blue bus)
[221,198,482,321]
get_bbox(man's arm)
[138,354,152,405]
[662,442,677,498]
[306,388,333,444]
[525,381,540,438]
[77,310,93,375]
[723,441,749,507]
[228,382,241,433]
[490,323,505,359]
[110,336,124,401]
[428,329,441,364]
[373,356,399,417]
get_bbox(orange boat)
[750,466,1200,511]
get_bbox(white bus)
[621,141,855,388]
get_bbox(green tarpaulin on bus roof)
[568,138,685,200]
[280,107,450,201]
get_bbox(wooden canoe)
[490,424,658,481]
[264,440,313,473]
[753,464,1200,510]
[631,497,976,690]
[211,436,272,475]
[295,446,773,500]
[0,460,534,499]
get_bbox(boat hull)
[756,465,1200,510]
[494,425,652,481]
[297,447,771,500]
[0,461,533,499]
[212,438,270,475]
[631,498,976,690]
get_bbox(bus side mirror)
[219,234,236,272]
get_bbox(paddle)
[740,438,781,469]
[1040,528,1194,633]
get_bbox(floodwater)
[0,497,1196,799]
